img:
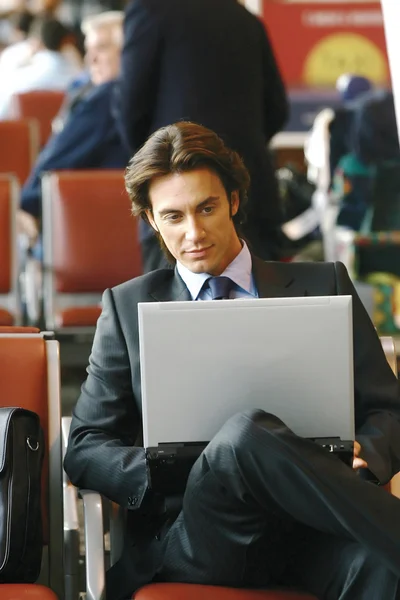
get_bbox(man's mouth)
[186,246,212,256]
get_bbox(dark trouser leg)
[159,409,400,589]
[288,528,400,600]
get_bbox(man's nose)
[185,217,205,242]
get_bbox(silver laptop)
[138,296,354,493]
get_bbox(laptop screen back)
[139,296,354,447]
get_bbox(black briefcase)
[0,407,45,583]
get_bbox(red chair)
[41,170,142,332]
[11,91,65,147]
[135,585,314,600]
[0,332,63,599]
[0,174,22,325]
[0,120,40,184]
[0,326,40,333]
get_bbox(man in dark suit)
[113,0,288,269]
[65,122,400,600]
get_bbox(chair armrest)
[62,416,72,484]
[61,416,81,600]
[80,489,106,600]
[62,416,79,535]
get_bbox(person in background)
[0,17,82,119]
[305,74,373,191]
[114,0,288,272]
[0,10,35,72]
[329,74,373,179]
[333,89,400,231]
[17,10,129,244]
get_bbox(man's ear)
[145,209,159,232]
[231,191,240,217]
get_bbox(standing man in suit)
[65,122,400,600]
[113,0,288,270]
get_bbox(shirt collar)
[176,241,254,300]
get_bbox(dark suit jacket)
[114,0,289,256]
[21,80,130,217]
[65,259,400,595]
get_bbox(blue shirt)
[176,241,258,300]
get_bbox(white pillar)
[381,0,400,143]
[243,0,262,17]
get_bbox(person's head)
[125,121,250,275]
[9,10,35,42]
[81,11,123,86]
[336,74,373,103]
[38,17,69,51]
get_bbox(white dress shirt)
[0,49,82,119]
[176,241,258,300]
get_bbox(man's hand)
[16,210,39,247]
[353,441,368,470]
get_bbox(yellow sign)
[303,32,388,86]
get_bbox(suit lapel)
[149,268,191,302]
[252,256,308,298]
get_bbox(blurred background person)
[333,89,400,232]
[0,17,82,118]
[17,10,129,243]
[305,74,374,191]
[330,75,374,180]
[114,0,288,272]
[0,10,35,72]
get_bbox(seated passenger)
[305,74,373,189]
[329,74,373,177]
[0,10,35,73]
[17,10,129,245]
[65,121,400,600]
[0,17,82,119]
[333,89,400,230]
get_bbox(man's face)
[85,26,121,86]
[147,168,242,275]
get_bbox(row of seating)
[0,327,397,600]
[0,170,143,332]
[0,119,39,184]
[0,91,65,194]
[9,90,65,147]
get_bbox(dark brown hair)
[125,121,250,231]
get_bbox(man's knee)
[205,408,285,463]
[344,545,399,592]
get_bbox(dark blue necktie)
[206,276,234,300]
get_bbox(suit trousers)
[156,410,400,599]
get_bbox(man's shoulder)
[256,257,339,277]
[274,260,337,275]
[111,268,175,301]
[72,81,116,113]
[125,0,259,26]
[253,257,345,292]
[87,81,116,102]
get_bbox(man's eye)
[165,214,181,222]
[202,206,214,214]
